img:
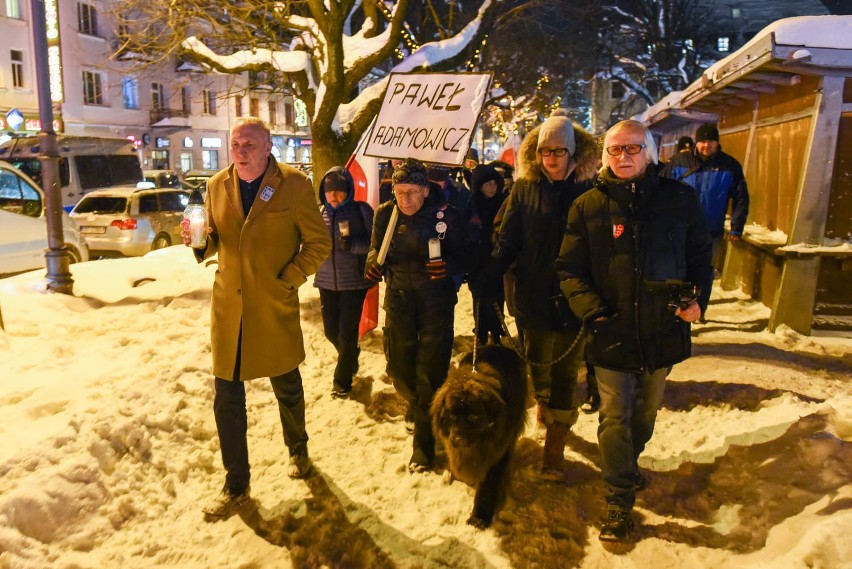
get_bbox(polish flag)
[498,133,521,168]
[346,129,381,338]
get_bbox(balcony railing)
[150,108,190,124]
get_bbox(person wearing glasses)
[364,158,471,473]
[556,120,713,542]
[474,109,598,479]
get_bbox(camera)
[644,280,700,312]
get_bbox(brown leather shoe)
[203,486,250,520]
[288,453,314,479]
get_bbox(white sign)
[364,72,492,166]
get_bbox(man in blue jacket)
[663,123,749,267]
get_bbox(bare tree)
[112,0,502,182]
[596,0,713,123]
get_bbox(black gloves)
[365,262,384,284]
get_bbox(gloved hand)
[339,236,351,251]
[426,259,447,280]
[473,270,501,298]
[365,262,384,284]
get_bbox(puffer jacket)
[314,167,374,291]
[556,164,714,373]
[662,147,749,237]
[487,120,598,331]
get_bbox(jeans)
[525,327,585,423]
[319,288,369,390]
[214,368,308,492]
[595,366,669,510]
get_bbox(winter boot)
[541,421,571,480]
[599,508,634,542]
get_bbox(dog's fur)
[430,345,527,528]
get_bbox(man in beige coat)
[182,118,331,519]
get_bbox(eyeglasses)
[539,148,569,157]
[606,144,646,156]
[394,188,424,197]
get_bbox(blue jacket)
[662,148,749,237]
[314,167,374,291]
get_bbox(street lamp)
[30,0,73,294]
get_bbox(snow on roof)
[703,15,852,82]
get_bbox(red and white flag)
[498,133,521,168]
[346,128,381,338]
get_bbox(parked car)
[0,135,144,212]
[0,161,90,276]
[69,187,190,258]
[143,169,183,189]
[182,169,218,192]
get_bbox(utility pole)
[31,0,73,294]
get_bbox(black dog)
[431,345,527,528]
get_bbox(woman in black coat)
[469,163,505,345]
[556,120,713,542]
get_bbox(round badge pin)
[435,221,447,233]
[436,211,444,219]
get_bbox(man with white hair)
[556,120,713,542]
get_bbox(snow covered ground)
[0,247,849,569]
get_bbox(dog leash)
[475,299,585,368]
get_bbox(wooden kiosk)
[641,16,852,335]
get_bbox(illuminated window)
[10,50,23,88]
[249,97,259,118]
[77,3,98,36]
[122,76,139,109]
[732,8,741,18]
[82,70,103,105]
[717,37,730,52]
[6,0,21,19]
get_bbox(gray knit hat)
[537,109,576,156]
[392,158,429,187]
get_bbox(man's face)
[696,140,719,159]
[605,126,651,181]
[231,124,272,181]
[394,183,429,215]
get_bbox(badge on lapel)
[260,186,275,202]
[613,224,625,239]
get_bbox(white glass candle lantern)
[185,204,208,249]
[338,220,350,237]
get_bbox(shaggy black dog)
[430,345,527,528]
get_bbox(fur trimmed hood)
[516,121,598,184]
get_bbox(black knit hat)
[695,124,719,142]
[676,136,694,152]
[392,158,429,187]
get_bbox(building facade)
[0,0,312,174]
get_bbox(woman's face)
[604,126,651,181]
[480,179,498,198]
[540,147,571,180]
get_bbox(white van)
[0,136,144,212]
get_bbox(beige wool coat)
[197,158,331,381]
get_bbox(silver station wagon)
[70,187,190,258]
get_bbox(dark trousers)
[319,288,369,390]
[595,366,669,510]
[383,286,456,457]
[214,369,308,492]
[525,327,584,424]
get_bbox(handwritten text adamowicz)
[371,126,470,152]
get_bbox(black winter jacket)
[366,199,471,293]
[556,166,713,373]
[489,171,592,330]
